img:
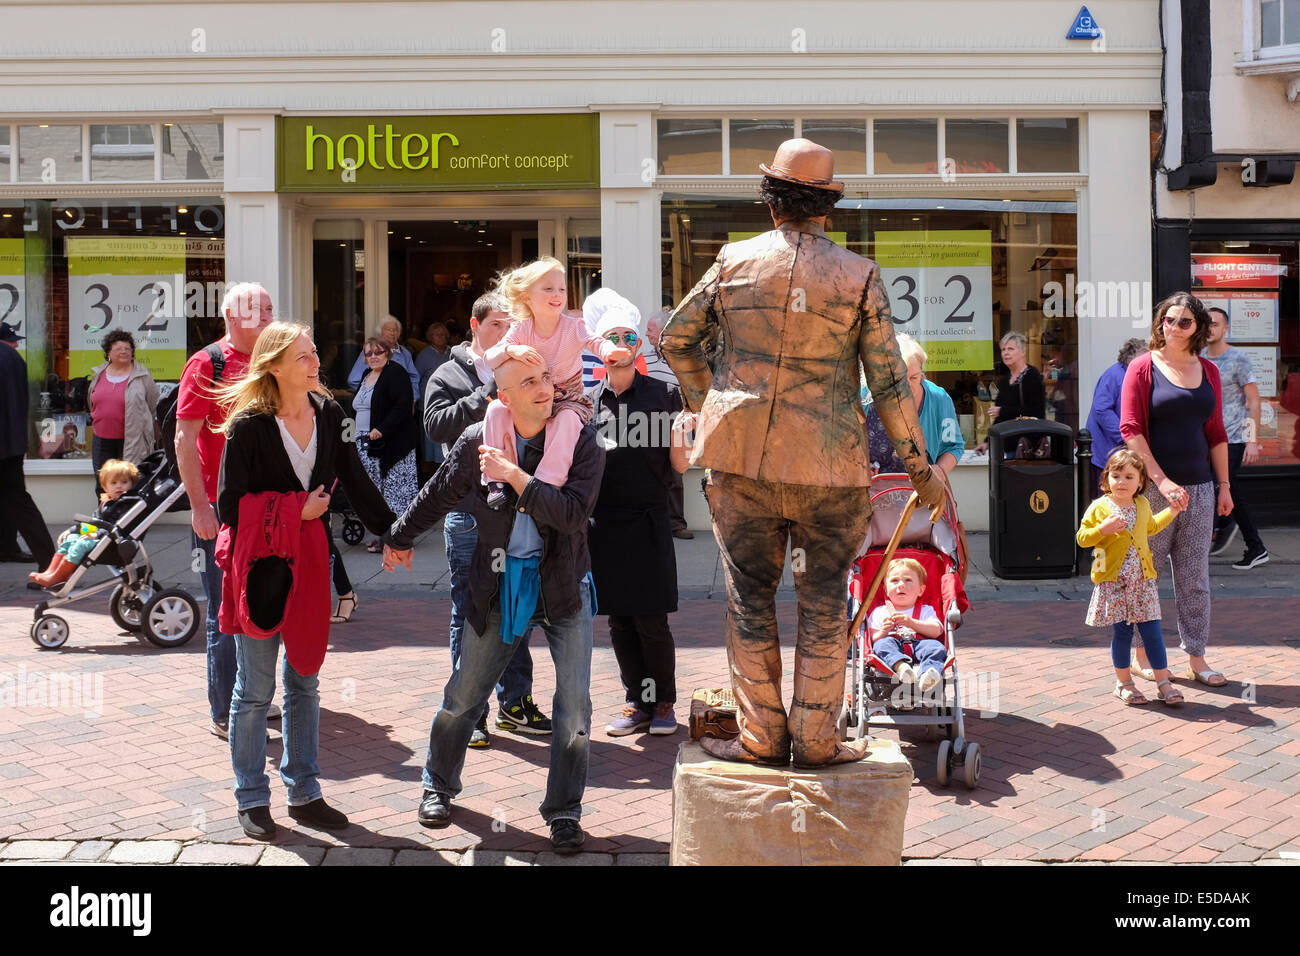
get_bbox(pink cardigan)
[1119,352,1228,449]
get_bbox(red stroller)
[841,474,981,788]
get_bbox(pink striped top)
[484,313,616,381]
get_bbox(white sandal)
[1130,651,1157,682]
[331,592,358,624]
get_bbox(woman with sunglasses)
[1120,292,1232,688]
[354,335,418,553]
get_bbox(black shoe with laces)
[550,818,585,854]
[468,716,491,748]
[418,790,452,827]
[497,695,553,735]
[1232,546,1269,570]
[1209,520,1238,556]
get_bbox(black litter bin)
[987,419,1076,579]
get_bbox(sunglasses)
[364,349,389,357]
[1162,314,1195,331]
[605,331,639,347]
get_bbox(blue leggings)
[1111,620,1168,671]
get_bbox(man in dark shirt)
[385,355,605,854]
[0,322,56,578]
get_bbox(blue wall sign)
[1066,5,1102,39]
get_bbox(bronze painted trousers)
[707,471,873,764]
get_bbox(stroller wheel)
[342,519,365,546]
[935,738,952,787]
[31,615,70,650]
[110,584,148,633]
[962,742,982,790]
[142,589,201,648]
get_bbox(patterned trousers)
[707,472,873,765]
[1144,481,1215,657]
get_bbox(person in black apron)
[584,289,694,737]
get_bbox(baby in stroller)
[30,459,140,589]
[868,557,945,692]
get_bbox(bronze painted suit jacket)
[661,219,930,488]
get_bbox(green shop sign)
[277,114,599,192]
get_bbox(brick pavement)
[2,584,1297,864]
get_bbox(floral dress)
[1085,499,1163,627]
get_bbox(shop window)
[800,119,867,174]
[661,194,1079,443]
[312,219,365,393]
[727,118,794,175]
[0,126,10,179]
[162,123,224,180]
[657,120,722,175]
[1017,118,1080,173]
[566,218,602,307]
[1191,239,1300,467]
[944,119,1009,174]
[7,199,225,461]
[90,124,156,181]
[18,126,83,182]
[873,119,937,174]
[1262,0,1300,47]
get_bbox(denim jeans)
[423,583,593,823]
[230,633,321,811]
[193,510,236,725]
[445,510,534,717]
[873,636,947,674]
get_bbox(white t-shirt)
[276,416,318,492]
[868,601,940,639]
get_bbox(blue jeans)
[445,510,533,717]
[423,583,593,823]
[874,636,947,673]
[230,633,321,811]
[194,513,236,725]
[1111,620,1168,671]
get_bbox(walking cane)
[846,490,920,644]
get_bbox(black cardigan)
[994,365,1046,423]
[217,392,395,539]
[362,361,415,475]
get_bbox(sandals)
[365,539,383,554]
[1156,679,1184,706]
[1130,652,1157,682]
[330,592,358,624]
[1114,680,1149,706]
[1186,667,1227,687]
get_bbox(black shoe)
[417,789,452,827]
[0,550,33,563]
[485,482,509,510]
[238,805,277,841]
[468,717,491,748]
[550,818,585,855]
[287,797,349,831]
[1232,546,1269,570]
[497,695,553,735]
[672,528,695,540]
[26,581,45,591]
[1209,521,1238,556]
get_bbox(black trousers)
[609,614,677,706]
[327,533,353,595]
[0,455,56,567]
[91,435,125,498]
[667,470,687,532]
[1215,443,1264,551]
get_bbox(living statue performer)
[661,138,948,768]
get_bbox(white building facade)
[2,0,1164,528]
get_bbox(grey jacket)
[88,360,160,463]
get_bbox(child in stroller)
[868,558,945,693]
[30,459,141,589]
[28,449,201,650]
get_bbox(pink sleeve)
[579,319,618,361]
[1119,354,1150,443]
[483,322,523,370]
[1201,359,1229,447]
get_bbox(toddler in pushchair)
[842,473,982,789]
[29,450,201,651]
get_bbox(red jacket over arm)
[1119,353,1229,448]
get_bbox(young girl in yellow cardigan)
[1077,448,1186,706]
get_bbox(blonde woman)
[215,321,395,841]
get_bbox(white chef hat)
[582,287,642,339]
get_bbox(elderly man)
[175,281,276,739]
[347,315,419,395]
[662,138,947,768]
[384,353,605,854]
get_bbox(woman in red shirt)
[87,330,159,491]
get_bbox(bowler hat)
[0,322,22,343]
[759,138,844,193]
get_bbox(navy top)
[1148,362,1214,486]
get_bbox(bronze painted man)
[662,138,947,768]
